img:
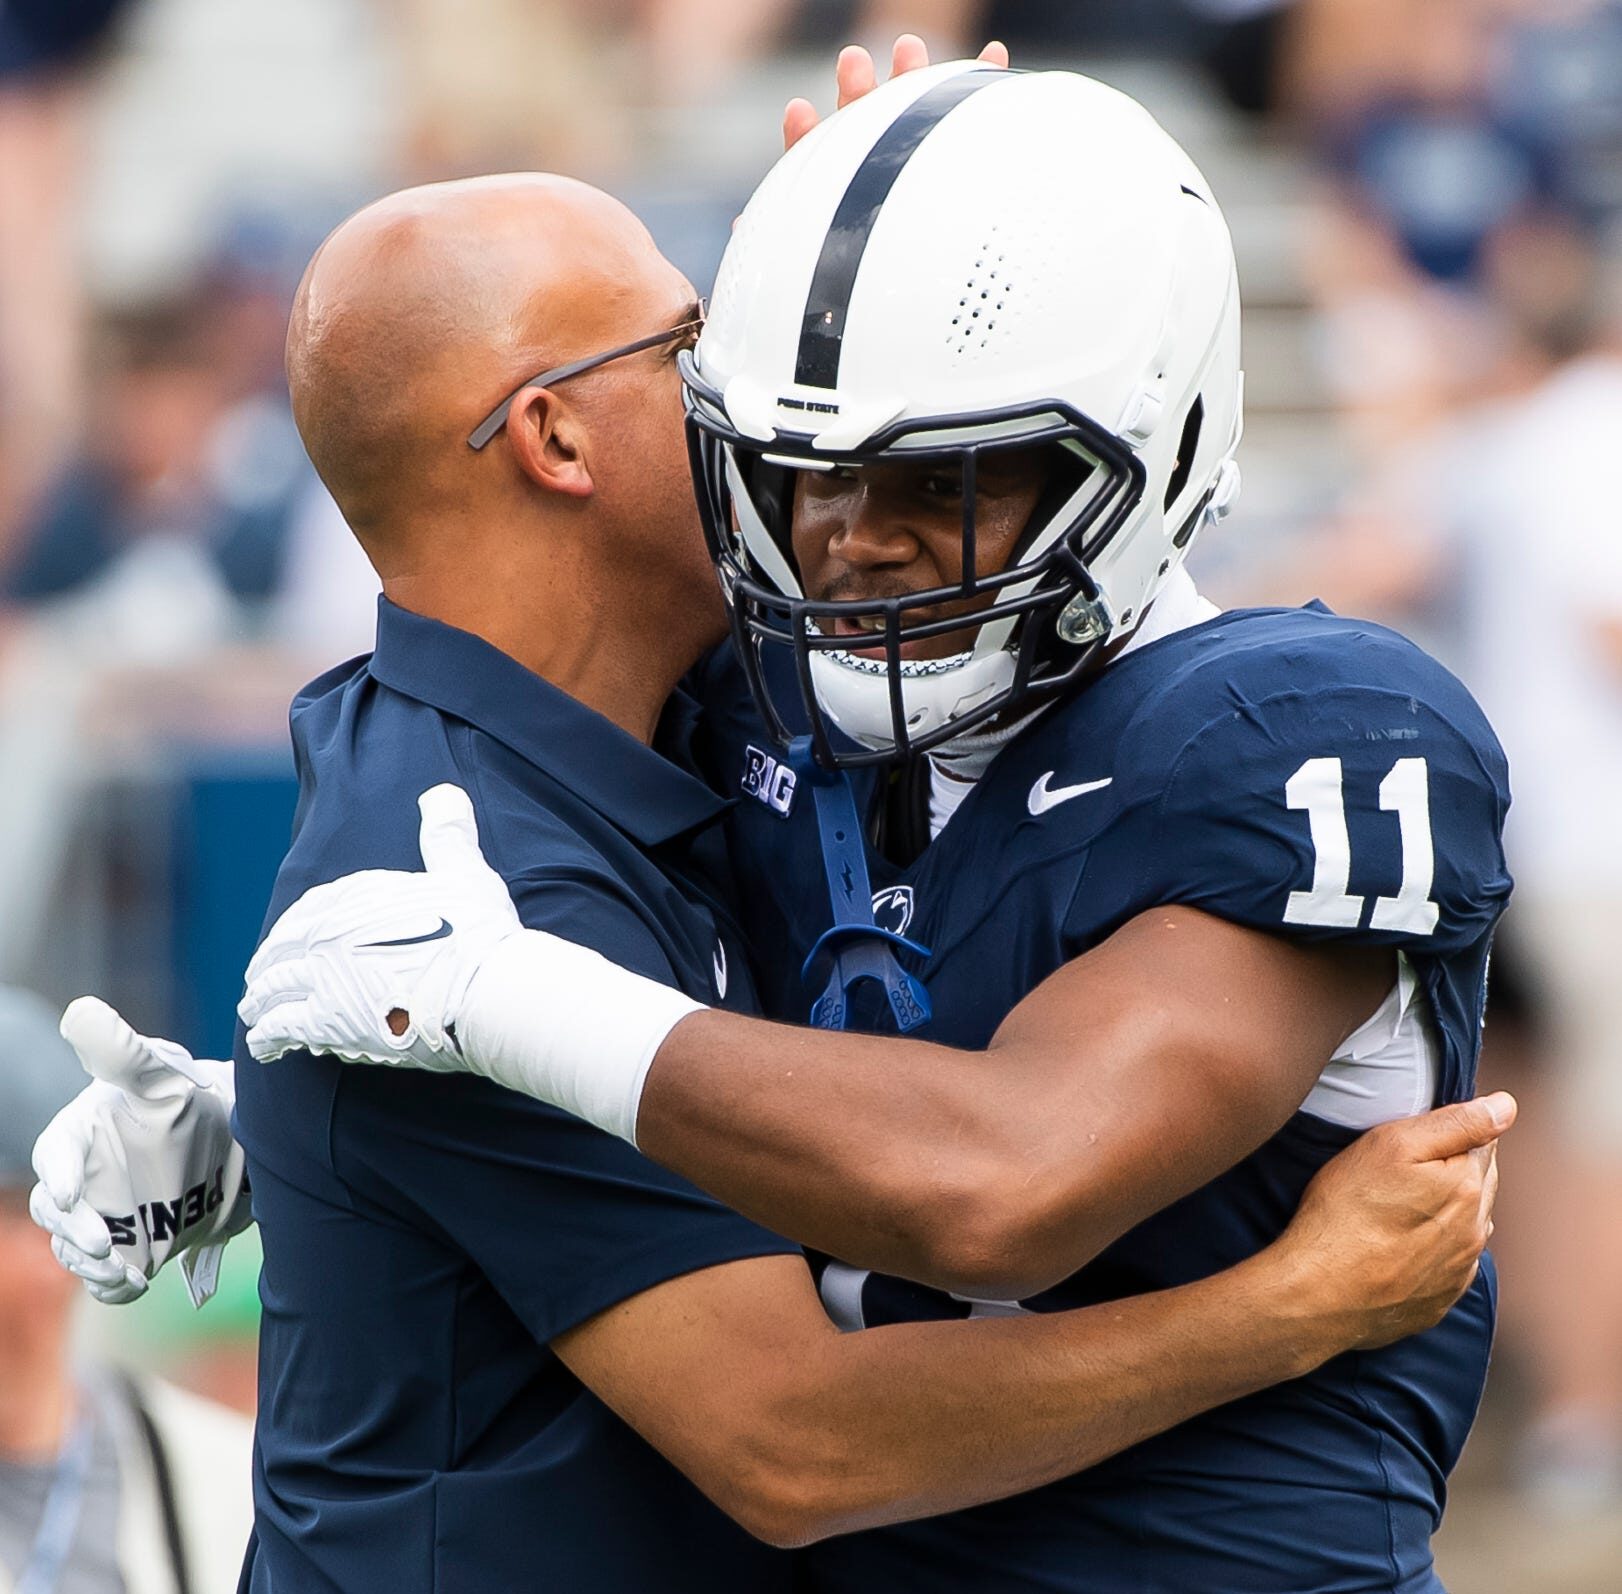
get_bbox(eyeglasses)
[467,304,706,450]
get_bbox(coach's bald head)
[285,175,718,735]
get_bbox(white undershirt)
[927,570,1219,840]
[927,761,977,837]
[922,570,1437,1131]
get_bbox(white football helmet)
[683,62,1244,767]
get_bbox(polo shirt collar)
[366,598,728,846]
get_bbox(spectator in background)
[1430,226,1622,1517]
[0,985,253,1594]
[636,0,1305,107]
[0,280,321,658]
[1196,5,1622,1521]
[390,0,634,178]
[1284,0,1622,452]
[635,0,979,106]
[1,302,231,608]
[0,298,241,663]
[0,0,136,558]
[1248,193,1622,1519]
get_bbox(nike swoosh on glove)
[239,783,704,1144]
[30,999,251,1307]
[238,783,531,1072]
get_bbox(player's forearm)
[748,1242,1340,1546]
[638,1010,1055,1294]
[639,1005,1213,1297]
[636,918,1386,1296]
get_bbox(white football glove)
[29,998,251,1307]
[239,783,704,1144]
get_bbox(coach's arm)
[554,1099,1498,1547]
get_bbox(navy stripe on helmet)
[795,69,1004,392]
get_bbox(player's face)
[789,448,1050,659]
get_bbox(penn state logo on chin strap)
[787,738,932,1034]
[871,885,916,938]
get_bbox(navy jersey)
[233,599,797,1594]
[700,603,1511,1594]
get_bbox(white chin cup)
[808,646,1016,753]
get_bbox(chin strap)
[789,737,933,1034]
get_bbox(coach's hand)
[783,34,1010,149]
[1271,1093,1514,1352]
[240,784,703,1144]
[29,998,249,1307]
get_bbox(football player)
[27,54,1510,1593]
[236,63,1514,1593]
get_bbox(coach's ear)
[504,385,595,500]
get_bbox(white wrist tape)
[458,929,705,1145]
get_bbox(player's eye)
[795,466,857,503]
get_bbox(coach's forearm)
[739,1241,1337,1547]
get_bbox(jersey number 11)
[1283,756,1438,936]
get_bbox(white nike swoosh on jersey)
[713,941,728,999]
[1027,773,1114,816]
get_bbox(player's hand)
[239,783,527,1072]
[240,784,703,1144]
[29,998,249,1307]
[1274,1093,1515,1352]
[783,35,1009,150]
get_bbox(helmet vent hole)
[952,239,1017,356]
[1163,395,1204,511]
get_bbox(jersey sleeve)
[329,873,799,1345]
[1106,677,1511,957]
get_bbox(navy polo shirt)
[232,599,798,1593]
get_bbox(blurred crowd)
[1,1,1620,1589]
